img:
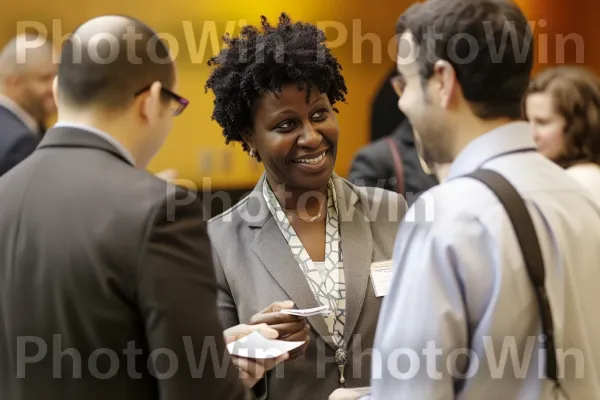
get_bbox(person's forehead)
[17,46,55,69]
[397,31,415,58]
[396,31,419,76]
[526,92,554,114]
[22,61,57,77]
[262,85,325,107]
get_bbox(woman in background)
[204,13,406,400]
[525,65,600,203]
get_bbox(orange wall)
[526,0,598,74]
[2,0,411,188]
[3,0,591,189]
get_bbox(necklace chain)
[284,198,326,222]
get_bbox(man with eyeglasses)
[0,15,286,400]
[348,72,440,205]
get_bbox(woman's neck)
[267,176,327,217]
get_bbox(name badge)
[370,260,393,297]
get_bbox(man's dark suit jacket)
[0,126,253,400]
[370,66,406,142]
[348,120,439,205]
[0,104,40,176]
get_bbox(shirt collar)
[52,121,136,166]
[447,121,535,179]
[0,94,40,134]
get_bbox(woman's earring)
[249,149,257,158]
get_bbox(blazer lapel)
[248,177,336,349]
[333,177,374,345]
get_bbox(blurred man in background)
[0,34,56,176]
[348,118,439,205]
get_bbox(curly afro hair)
[204,12,348,156]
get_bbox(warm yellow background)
[2,0,593,189]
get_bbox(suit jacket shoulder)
[0,106,39,175]
[354,136,396,162]
[348,138,395,189]
[0,105,35,137]
[207,190,258,242]
[337,176,407,225]
[349,121,439,200]
[207,175,407,246]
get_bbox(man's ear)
[52,75,59,105]
[432,60,457,109]
[3,73,21,91]
[140,81,163,122]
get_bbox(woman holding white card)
[205,14,407,400]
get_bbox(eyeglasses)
[389,74,406,98]
[135,86,189,116]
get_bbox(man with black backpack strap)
[331,1,600,399]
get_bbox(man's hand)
[329,388,370,400]
[224,323,288,389]
[249,301,310,361]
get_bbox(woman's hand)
[224,323,288,388]
[249,301,311,361]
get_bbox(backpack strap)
[384,137,405,195]
[464,169,559,384]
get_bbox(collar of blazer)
[37,126,135,166]
[245,173,374,350]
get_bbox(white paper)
[226,331,305,359]
[370,260,393,297]
[280,305,330,316]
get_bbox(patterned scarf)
[262,179,346,346]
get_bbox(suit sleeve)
[348,146,390,189]
[137,187,253,400]
[211,238,269,399]
[0,133,38,175]
[211,242,241,329]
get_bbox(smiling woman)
[204,13,408,400]
[250,86,338,193]
[204,12,347,198]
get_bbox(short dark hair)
[525,66,600,168]
[396,0,533,120]
[204,13,348,155]
[58,16,175,110]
